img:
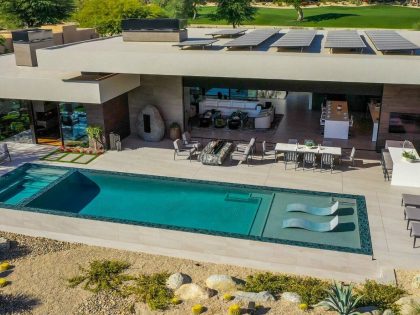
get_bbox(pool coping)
[0,163,373,256]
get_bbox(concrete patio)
[0,138,419,283]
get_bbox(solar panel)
[271,29,316,51]
[224,29,279,50]
[173,39,218,49]
[324,30,366,50]
[365,30,419,53]
[206,29,247,38]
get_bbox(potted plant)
[402,150,418,163]
[169,122,181,140]
[304,139,317,149]
[86,125,104,152]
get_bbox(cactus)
[191,304,204,315]
[0,262,10,272]
[228,304,241,315]
[171,297,182,305]
[0,278,9,287]
[299,303,309,311]
[223,293,234,301]
[317,282,362,315]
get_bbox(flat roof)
[0,27,419,102]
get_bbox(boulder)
[411,274,420,289]
[396,296,420,315]
[233,291,275,302]
[175,284,213,300]
[281,292,301,303]
[205,275,237,292]
[137,105,165,142]
[382,310,395,315]
[357,306,381,315]
[166,273,191,290]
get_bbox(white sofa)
[199,99,262,117]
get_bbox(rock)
[411,274,420,289]
[137,105,165,142]
[175,283,213,300]
[166,273,191,290]
[0,237,10,251]
[382,310,395,315]
[281,292,301,303]
[233,291,275,302]
[205,275,237,292]
[396,296,420,315]
[357,306,381,315]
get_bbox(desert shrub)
[317,282,362,315]
[243,272,329,305]
[355,280,406,314]
[68,259,131,293]
[124,273,173,310]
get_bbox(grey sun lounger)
[401,194,420,208]
[404,206,420,230]
[410,222,420,248]
[282,216,339,232]
[286,201,339,216]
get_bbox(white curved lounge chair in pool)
[282,216,339,232]
[285,201,339,216]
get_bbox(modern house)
[0,19,419,151]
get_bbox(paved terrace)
[1,139,419,282]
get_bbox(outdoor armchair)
[173,139,197,162]
[0,143,11,164]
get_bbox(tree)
[73,0,166,36]
[0,0,75,27]
[179,0,205,19]
[215,0,256,28]
[285,0,304,21]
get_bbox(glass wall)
[0,99,32,142]
[59,102,88,147]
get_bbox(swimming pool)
[0,163,372,255]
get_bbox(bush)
[243,272,329,305]
[355,280,407,314]
[191,304,204,314]
[124,273,173,310]
[317,282,361,315]
[68,260,131,293]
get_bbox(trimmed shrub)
[191,304,204,314]
[0,278,9,287]
[355,280,407,314]
[68,259,131,293]
[243,272,329,305]
[125,273,173,310]
[228,303,241,315]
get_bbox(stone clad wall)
[378,84,420,149]
[128,75,184,135]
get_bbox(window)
[389,112,420,134]
[0,99,31,142]
[59,103,88,147]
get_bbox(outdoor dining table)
[274,143,342,156]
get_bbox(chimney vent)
[11,29,54,67]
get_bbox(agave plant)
[317,282,362,315]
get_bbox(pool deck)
[0,138,419,283]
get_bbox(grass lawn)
[192,5,420,29]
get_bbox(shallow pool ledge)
[0,207,379,282]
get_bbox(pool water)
[0,164,372,255]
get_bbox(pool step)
[0,179,25,202]
[225,192,259,203]
[249,193,276,237]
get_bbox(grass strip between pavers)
[41,150,100,165]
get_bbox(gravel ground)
[396,269,420,297]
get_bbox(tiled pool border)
[0,163,373,256]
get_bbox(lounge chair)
[182,132,201,150]
[381,149,393,181]
[402,194,420,208]
[173,139,196,162]
[341,147,356,166]
[404,206,420,230]
[0,143,11,164]
[282,216,339,232]
[262,141,277,161]
[411,222,420,248]
[286,201,339,216]
[230,145,252,165]
[236,138,255,155]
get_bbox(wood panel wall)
[378,84,420,149]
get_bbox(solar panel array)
[224,29,279,49]
[365,30,419,52]
[324,30,366,49]
[271,29,316,49]
[206,29,247,38]
[174,39,218,49]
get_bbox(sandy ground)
[0,232,336,315]
[1,232,418,315]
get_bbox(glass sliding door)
[59,102,88,147]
